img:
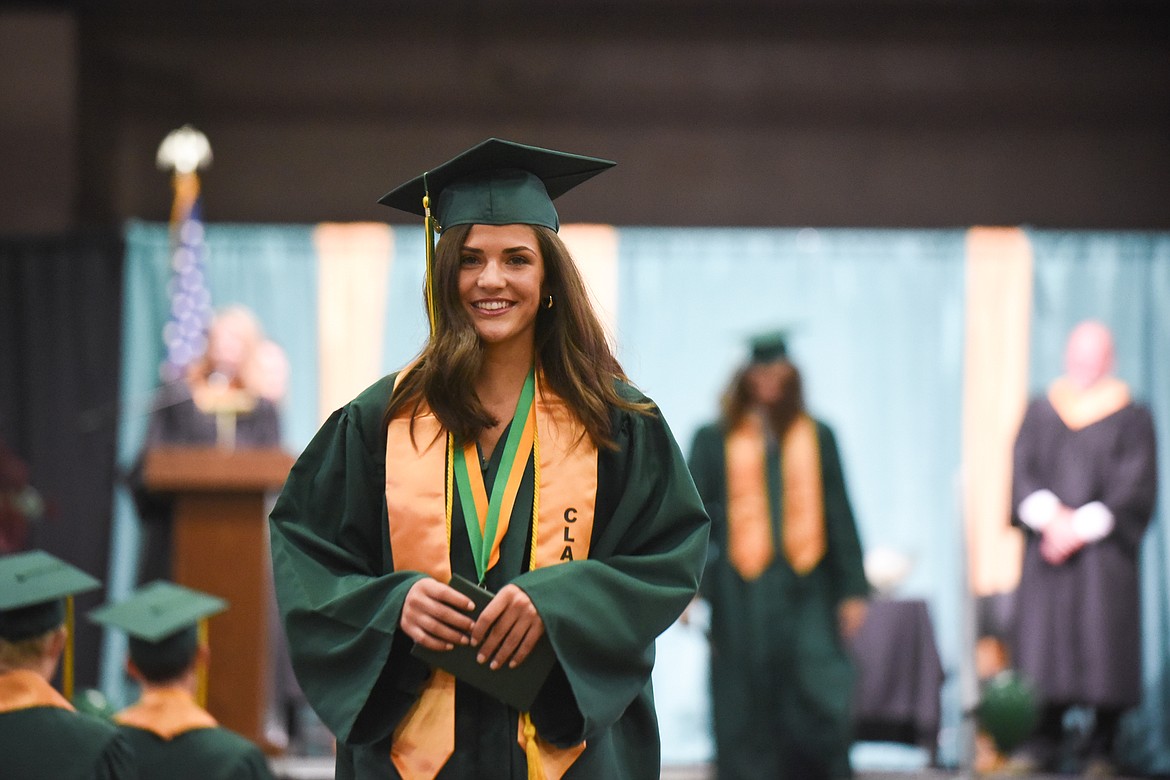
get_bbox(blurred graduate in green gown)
[689,332,868,779]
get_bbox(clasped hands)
[1040,505,1085,565]
[401,577,545,670]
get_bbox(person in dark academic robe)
[131,305,283,584]
[0,550,136,780]
[688,332,869,780]
[128,305,300,748]
[1009,320,1158,774]
[269,139,709,780]
[90,580,274,780]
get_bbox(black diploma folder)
[410,574,557,711]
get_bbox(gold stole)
[115,687,218,740]
[385,373,597,780]
[1047,376,1131,431]
[725,413,825,578]
[0,669,73,714]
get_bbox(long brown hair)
[721,360,806,437]
[385,223,649,448]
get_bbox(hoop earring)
[545,294,554,309]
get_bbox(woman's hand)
[471,584,545,670]
[400,577,476,651]
[837,596,869,642]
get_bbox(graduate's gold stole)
[1047,375,1131,431]
[0,669,73,714]
[724,413,825,579]
[384,369,597,780]
[115,687,217,740]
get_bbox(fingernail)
[489,661,499,670]
[477,653,486,664]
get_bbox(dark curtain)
[0,232,124,691]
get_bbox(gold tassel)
[523,713,547,780]
[423,185,438,335]
[196,618,209,707]
[64,595,75,701]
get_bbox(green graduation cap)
[377,137,615,334]
[377,137,615,232]
[748,329,791,365]
[0,550,101,642]
[90,581,227,681]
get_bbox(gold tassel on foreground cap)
[64,596,76,701]
[423,173,439,335]
[196,618,209,707]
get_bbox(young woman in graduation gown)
[268,139,710,780]
[688,336,868,780]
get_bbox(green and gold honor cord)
[451,367,537,583]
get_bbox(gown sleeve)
[686,423,727,600]
[249,397,284,448]
[268,375,431,745]
[1010,399,1050,534]
[1100,404,1158,556]
[516,396,711,746]
[817,422,868,601]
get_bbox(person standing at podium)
[130,305,298,749]
[269,138,709,779]
[131,304,282,584]
[688,332,868,780]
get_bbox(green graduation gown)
[688,419,868,780]
[117,724,273,780]
[0,672,135,780]
[269,374,709,779]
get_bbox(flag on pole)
[156,126,214,383]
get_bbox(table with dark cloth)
[849,598,944,757]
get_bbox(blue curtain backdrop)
[106,222,1169,773]
[1026,231,1170,775]
[619,228,969,765]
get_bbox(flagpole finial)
[157,125,213,175]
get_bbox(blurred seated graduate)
[688,331,868,780]
[269,138,709,780]
[0,550,135,779]
[90,581,274,780]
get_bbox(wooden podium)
[143,446,294,750]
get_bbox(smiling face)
[458,223,546,351]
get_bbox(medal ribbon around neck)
[451,366,537,582]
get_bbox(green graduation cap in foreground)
[90,581,226,677]
[378,137,615,232]
[0,550,101,641]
